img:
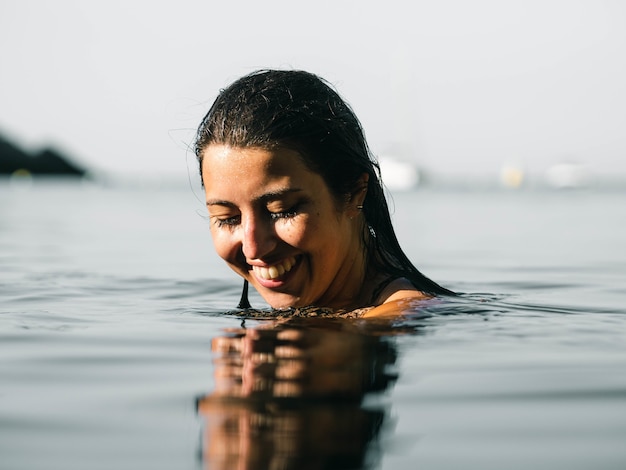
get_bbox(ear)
[346,173,369,216]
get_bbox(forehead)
[201,145,325,198]
[203,144,308,177]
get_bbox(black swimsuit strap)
[370,276,398,305]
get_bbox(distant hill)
[0,133,86,176]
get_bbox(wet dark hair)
[195,69,452,297]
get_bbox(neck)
[315,226,380,311]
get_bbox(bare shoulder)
[361,278,430,318]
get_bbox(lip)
[250,256,300,289]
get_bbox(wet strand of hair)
[226,305,374,319]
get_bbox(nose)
[241,212,277,261]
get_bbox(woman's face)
[201,145,365,309]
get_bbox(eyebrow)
[206,188,304,207]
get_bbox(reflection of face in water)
[196,317,399,470]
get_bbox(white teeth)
[253,257,297,281]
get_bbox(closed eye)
[269,204,300,221]
[269,210,297,220]
[212,215,241,228]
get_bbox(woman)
[195,69,452,317]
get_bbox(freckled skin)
[201,145,368,310]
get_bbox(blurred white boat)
[378,156,420,190]
[545,162,589,189]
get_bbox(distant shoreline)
[0,132,86,177]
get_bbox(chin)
[262,292,303,310]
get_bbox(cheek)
[276,217,314,247]
[209,229,239,262]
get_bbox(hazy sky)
[1,0,625,182]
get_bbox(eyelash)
[269,207,299,221]
[213,205,300,228]
[213,216,240,228]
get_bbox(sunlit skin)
[201,145,427,313]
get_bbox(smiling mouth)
[252,256,297,281]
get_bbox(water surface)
[1,180,625,469]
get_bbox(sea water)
[1,179,625,470]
